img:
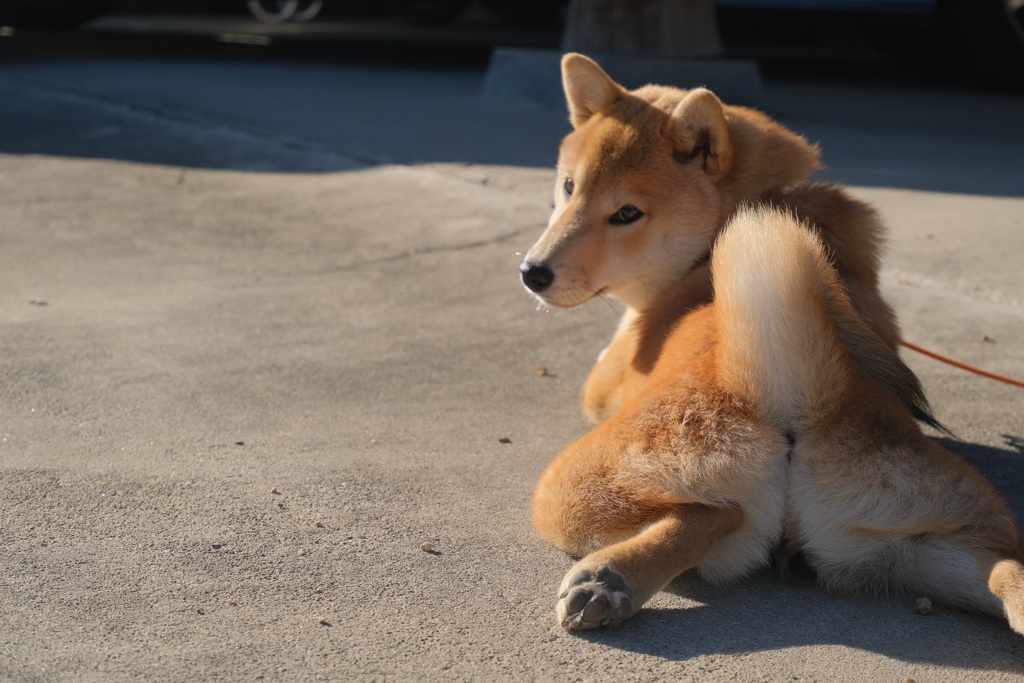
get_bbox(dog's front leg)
[556,504,743,630]
[581,311,639,423]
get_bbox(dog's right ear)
[562,53,626,128]
[668,88,733,180]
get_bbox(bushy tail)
[712,206,941,432]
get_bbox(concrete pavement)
[1,26,1023,682]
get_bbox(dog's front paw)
[556,564,634,630]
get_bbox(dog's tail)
[712,205,942,433]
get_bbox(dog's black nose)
[521,262,554,293]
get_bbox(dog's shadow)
[574,435,1024,673]
[948,435,1024,513]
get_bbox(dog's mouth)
[529,283,607,310]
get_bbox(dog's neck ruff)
[617,246,714,315]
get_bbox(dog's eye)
[609,205,644,226]
[563,177,574,196]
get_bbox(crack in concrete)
[295,227,530,278]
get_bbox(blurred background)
[0,0,1021,91]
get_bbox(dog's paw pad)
[556,564,633,631]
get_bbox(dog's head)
[520,53,820,311]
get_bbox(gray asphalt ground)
[1,15,1023,682]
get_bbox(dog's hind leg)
[815,532,1024,634]
[553,504,743,630]
[793,437,1024,636]
[531,402,767,631]
[815,532,1007,618]
[988,557,1024,634]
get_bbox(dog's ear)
[562,53,626,128]
[668,88,733,180]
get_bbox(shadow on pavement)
[561,436,1024,672]
[0,16,1022,198]
[577,585,1024,673]
[942,436,1024,515]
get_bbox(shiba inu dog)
[520,53,1024,633]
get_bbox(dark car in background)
[0,0,1020,88]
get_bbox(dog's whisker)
[639,274,659,303]
[597,292,620,316]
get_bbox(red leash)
[901,340,1024,389]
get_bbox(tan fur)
[522,54,1024,633]
[524,55,899,422]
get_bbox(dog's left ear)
[668,88,733,180]
[562,53,627,129]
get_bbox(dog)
[520,53,1024,633]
